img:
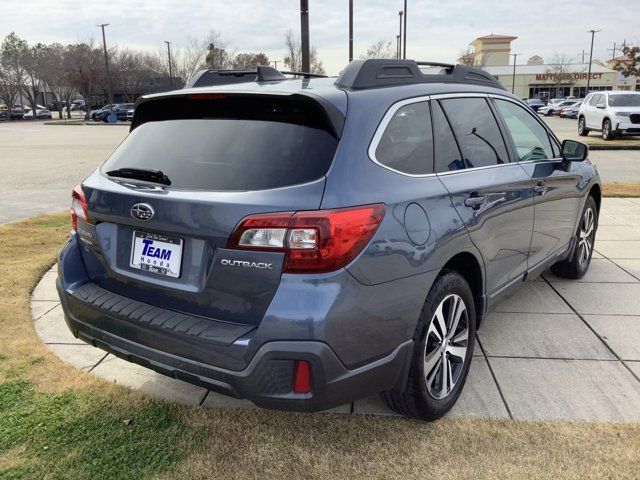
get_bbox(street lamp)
[164,41,173,90]
[511,53,521,94]
[300,0,310,73]
[97,23,112,104]
[398,11,403,59]
[403,0,407,59]
[348,0,353,62]
[586,29,602,94]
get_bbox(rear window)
[102,96,338,191]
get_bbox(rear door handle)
[464,194,486,209]
[533,182,547,196]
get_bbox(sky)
[1,0,638,75]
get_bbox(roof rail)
[184,66,327,88]
[334,59,504,91]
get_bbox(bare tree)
[360,40,396,60]
[203,31,234,69]
[0,32,27,120]
[232,52,269,70]
[114,49,161,102]
[66,40,107,119]
[283,29,324,74]
[20,42,48,118]
[39,43,76,119]
[545,54,575,96]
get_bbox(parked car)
[90,104,116,121]
[126,108,134,121]
[71,100,86,111]
[23,108,53,120]
[560,101,583,119]
[96,103,135,122]
[538,99,575,116]
[525,98,545,112]
[57,60,600,420]
[554,100,582,117]
[578,91,640,140]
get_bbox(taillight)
[227,204,386,274]
[70,184,89,231]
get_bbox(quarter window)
[440,98,509,168]
[494,99,553,161]
[374,101,434,175]
[589,94,601,106]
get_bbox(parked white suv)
[578,91,640,140]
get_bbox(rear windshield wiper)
[106,168,171,186]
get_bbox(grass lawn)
[1,213,640,479]
[603,183,640,198]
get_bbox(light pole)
[97,23,112,104]
[511,53,521,94]
[586,29,602,94]
[300,0,310,73]
[348,0,353,62]
[403,0,407,59]
[164,41,173,90]
[398,11,403,59]
[396,35,401,59]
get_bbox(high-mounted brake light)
[70,184,89,232]
[227,204,386,274]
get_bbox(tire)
[602,119,615,141]
[546,109,554,117]
[551,195,598,279]
[381,270,476,420]
[578,117,589,136]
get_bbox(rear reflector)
[227,204,385,273]
[293,360,312,394]
[70,184,89,232]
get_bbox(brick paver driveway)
[32,198,640,422]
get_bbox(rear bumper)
[58,277,413,411]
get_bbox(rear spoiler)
[185,66,329,88]
[131,91,345,139]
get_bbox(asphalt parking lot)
[0,120,639,224]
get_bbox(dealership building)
[460,34,637,100]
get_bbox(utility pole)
[402,0,407,59]
[398,11,403,59]
[586,29,602,93]
[164,41,173,90]
[511,53,521,94]
[396,35,401,59]
[300,0,310,73]
[97,23,112,104]
[607,42,618,61]
[348,0,353,62]
[577,49,588,64]
[272,60,280,69]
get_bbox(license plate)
[130,231,183,278]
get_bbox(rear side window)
[102,96,338,191]
[432,101,465,173]
[494,99,553,161]
[440,98,509,168]
[374,101,434,175]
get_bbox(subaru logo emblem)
[130,203,154,221]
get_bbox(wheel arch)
[440,252,485,328]
[589,183,602,213]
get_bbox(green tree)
[612,45,640,78]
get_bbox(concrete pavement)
[32,198,640,422]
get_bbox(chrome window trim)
[367,95,436,178]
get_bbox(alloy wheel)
[424,294,470,400]
[578,207,595,267]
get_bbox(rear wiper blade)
[106,168,171,186]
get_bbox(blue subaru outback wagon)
[57,60,600,420]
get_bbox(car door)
[433,96,534,303]
[586,94,602,129]
[492,96,581,274]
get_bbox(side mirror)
[596,104,606,109]
[561,139,589,161]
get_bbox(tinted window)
[608,94,640,107]
[103,99,338,191]
[440,98,509,168]
[432,101,465,173]
[374,101,433,175]
[495,99,553,161]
